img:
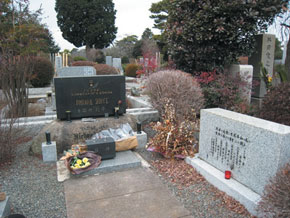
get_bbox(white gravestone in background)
[229,65,253,103]
[106,56,112,66]
[55,56,63,74]
[57,66,96,77]
[113,58,123,74]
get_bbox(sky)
[29,0,161,51]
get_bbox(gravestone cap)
[57,66,96,77]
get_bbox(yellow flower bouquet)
[64,151,102,175]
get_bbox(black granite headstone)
[54,75,126,120]
[85,137,116,160]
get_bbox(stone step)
[57,150,142,182]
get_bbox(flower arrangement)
[70,157,91,170]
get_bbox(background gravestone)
[198,108,290,195]
[248,34,275,105]
[229,65,253,103]
[55,56,63,74]
[57,66,96,77]
[106,56,113,66]
[113,58,123,74]
[54,75,126,120]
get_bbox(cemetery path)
[64,167,194,218]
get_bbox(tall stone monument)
[55,56,63,74]
[106,56,112,66]
[113,58,123,74]
[248,34,275,106]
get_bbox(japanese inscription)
[209,127,250,170]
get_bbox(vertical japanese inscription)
[209,127,249,169]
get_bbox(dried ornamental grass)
[147,99,199,158]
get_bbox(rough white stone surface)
[229,64,253,103]
[199,108,290,195]
[134,131,147,148]
[42,141,57,162]
[106,56,112,66]
[186,156,261,216]
[57,66,96,77]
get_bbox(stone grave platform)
[0,196,10,218]
[57,150,141,182]
[64,168,192,218]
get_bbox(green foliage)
[149,0,169,32]
[73,56,87,61]
[274,64,288,82]
[55,0,117,49]
[166,0,287,73]
[115,35,138,58]
[121,56,129,64]
[94,49,105,63]
[0,0,51,117]
[125,64,139,77]
[132,40,143,58]
[146,70,204,121]
[141,28,153,40]
[30,57,54,87]
[42,29,60,54]
[258,82,290,126]
[258,163,290,217]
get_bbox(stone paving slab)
[0,196,10,218]
[57,151,141,182]
[64,168,192,218]
[74,151,141,177]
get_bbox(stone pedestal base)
[42,141,57,162]
[135,131,147,148]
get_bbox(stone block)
[134,131,147,148]
[73,151,141,177]
[54,75,126,120]
[248,34,275,98]
[229,64,253,103]
[106,56,112,66]
[52,93,56,111]
[57,66,96,77]
[113,58,123,74]
[199,108,290,195]
[42,141,57,162]
[55,56,63,73]
[0,195,10,218]
[186,156,260,216]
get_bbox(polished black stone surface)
[54,75,126,120]
[86,137,116,160]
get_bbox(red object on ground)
[225,170,231,179]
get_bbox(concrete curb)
[0,196,10,218]
[185,155,260,216]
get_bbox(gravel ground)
[1,122,253,218]
[0,124,66,218]
[136,124,253,218]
